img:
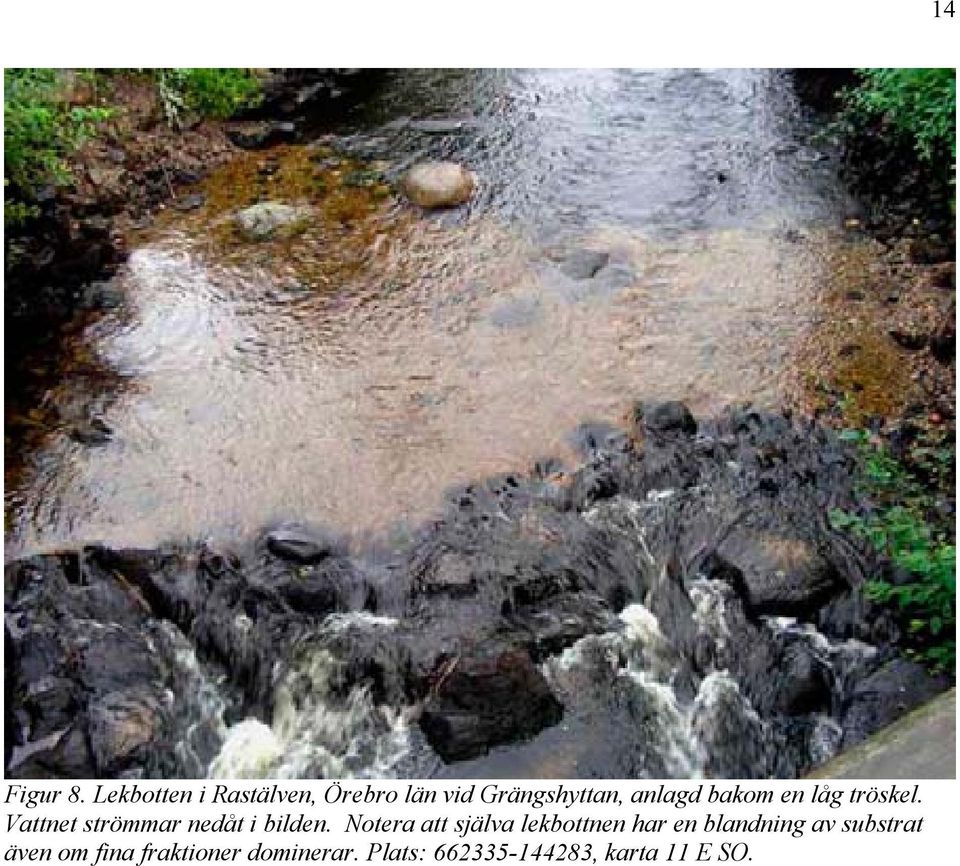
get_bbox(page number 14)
[934,1,955,16]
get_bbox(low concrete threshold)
[808,689,956,779]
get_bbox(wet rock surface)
[420,651,563,762]
[4,406,950,778]
[840,658,952,747]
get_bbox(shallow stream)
[7,68,858,555]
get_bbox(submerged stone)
[559,249,610,280]
[234,202,309,241]
[633,400,698,436]
[402,162,475,208]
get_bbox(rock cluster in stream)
[4,403,950,779]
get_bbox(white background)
[0,1,957,67]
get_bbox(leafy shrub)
[845,68,956,161]
[4,69,262,225]
[830,429,955,673]
[4,68,110,220]
[151,69,262,127]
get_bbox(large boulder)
[4,554,172,778]
[419,650,563,762]
[402,162,475,208]
[716,531,842,618]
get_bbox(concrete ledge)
[808,689,956,779]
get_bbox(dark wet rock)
[558,249,610,280]
[85,545,196,625]
[841,658,951,747]
[10,724,94,779]
[4,553,172,778]
[88,688,166,775]
[271,570,341,614]
[265,526,337,563]
[774,642,832,715]
[816,587,899,645]
[698,552,750,598]
[5,405,944,779]
[512,594,618,660]
[889,327,927,351]
[419,650,563,762]
[254,551,370,616]
[717,531,843,618]
[567,421,627,458]
[250,69,380,119]
[417,552,477,598]
[402,162,475,208]
[560,463,619,510]
[69,416,113,445]
[633,400,698,436]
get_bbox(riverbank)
[785,69,955,675]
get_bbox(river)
[6,68,855,556]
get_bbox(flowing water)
[7,70,903,781]
[6,68,855,556]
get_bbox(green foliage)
[150,69,261,128]
[4,69,111,222]
[830,430,955,673]
[4,69,262,227]
[845,68,956,161]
